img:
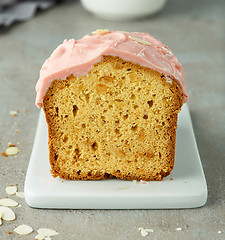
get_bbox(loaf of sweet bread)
[36,30,188,181]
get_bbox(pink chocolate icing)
[36,31,189,108]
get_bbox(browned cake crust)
[43,56,183,181]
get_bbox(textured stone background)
[0,0,224,239]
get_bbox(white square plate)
[24,104,207,209]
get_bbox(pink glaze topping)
[36,30,189,108]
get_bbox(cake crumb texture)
[43,56,183,181]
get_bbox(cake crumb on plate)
[9,110,19,117]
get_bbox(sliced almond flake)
[6,186,17,195]
[37,228,59,237]
[35,233,45,240]
[0,206,16,221]
[14,224,33,235]
[92,29,109,35]
[0,198,18,207]
[16,192,25,198]
[129,36,152,46]
[5,147,20,156]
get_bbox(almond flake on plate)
[0,198,18,207]
[0,206,16,221]
[16,192,25,198]
[6,186,17,195]
[129,36,152,46]
[37,228,59,237]
[5,147,20,156]
[14,224,33,235]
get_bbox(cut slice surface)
[43,56,183,181]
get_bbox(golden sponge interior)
[43,56,183,181]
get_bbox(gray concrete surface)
[0,0,224,239]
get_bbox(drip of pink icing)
[36,31,189,108]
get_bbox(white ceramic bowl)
[81,0,167,20]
